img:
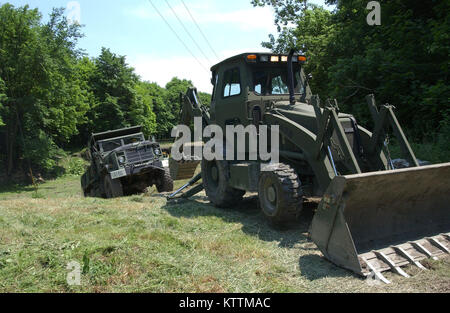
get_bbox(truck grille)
[125,146,154,164]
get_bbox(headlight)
[154,148,161,155]
[118,156,126,164]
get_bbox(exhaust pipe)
[287,49,296,106]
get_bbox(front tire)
[156,168,174,192]
[104,175,124,198]
[258,163,303,225]
[201,159,245,208]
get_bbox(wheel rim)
[267,185,277,204]
[211,166,218,182]
[205,160,220,189]
[261,178,278,216]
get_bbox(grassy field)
[0,172,449,293]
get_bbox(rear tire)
[258,163,303,226]
[156,168,174,192]
[104,175,123,198]
[201,159,245,208]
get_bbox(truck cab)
[81,126,173,198]
[209,52,312,129]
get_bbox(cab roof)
[210,52,302,72]
[91,126,142,144]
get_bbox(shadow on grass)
[298,254,360,281]
[0,183,57,194]
[0,184,37,194]
[163,194,357,281]
[162,194,316,249]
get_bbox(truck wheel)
[201,159,245,208]
[89,188,97,198]
[258,163,303,226]
[90,185,103,198]
[104,175,123,198]
[156,168,174,192]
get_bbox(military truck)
[172,51,450,281]
[81,126,173,198]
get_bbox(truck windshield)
[253,67,305,96]
[101,140,122,152]
[99,134,145,153]
[123,134,144,145]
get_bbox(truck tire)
[104,175,123,198]
[201,159,245,208]
[156,168,174,192]
[258,163,303,225]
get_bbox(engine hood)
[273,100,353,119]
[269,100,355,136]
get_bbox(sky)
[7,0,332,93]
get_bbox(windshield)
[123,134,144,145]
[101,140,122,153]
[99,134,145,153]
[252,67,305,96]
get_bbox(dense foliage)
[253,0,449,151]
[1,1,448,180]
[0,4,210,179]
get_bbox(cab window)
[123,134,144,145]
[222,68,241,98]
[100,140,121,153]
[252,67,305,96]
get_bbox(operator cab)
[209,52,311,128]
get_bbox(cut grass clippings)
[0,174,449,293]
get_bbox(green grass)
[388,138,450,165]
[0,174,449,293]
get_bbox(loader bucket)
[169,142,203,180]
[169,158,200,181]
[311,163,450,277]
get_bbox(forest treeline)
[254,0,449,155]
[1,1,449,180]
[0,4,210,179]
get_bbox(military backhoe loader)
[170,51,450,282]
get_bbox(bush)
[60,156,87,176]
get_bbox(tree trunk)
[6,115,17,176]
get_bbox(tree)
[0,4,88,176]
[136,81,167,137]
[133,82,157,137]
[163,77,194,137]
[252,0,450,142]
[85,48,158,139]
[255,3,335,97]
[0,78,6,127]
[198,92,211,107]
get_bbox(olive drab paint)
[171,52,450,279]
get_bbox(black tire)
[258,163,303,225]
[201,158,245,208]
[156,168,174,192]
[91,185,103,198]
[103,175,123,198]
[88,188,96,198]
